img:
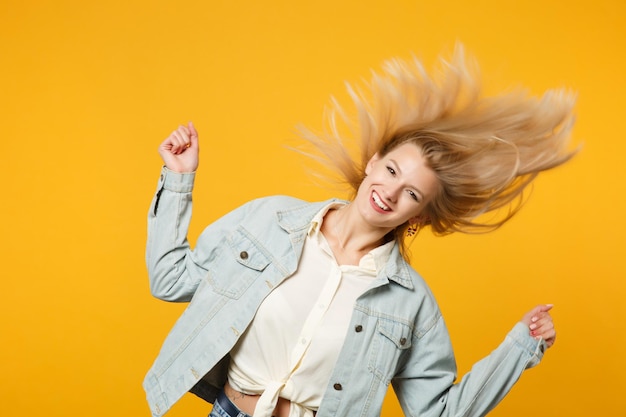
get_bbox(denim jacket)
[143,167,546,417]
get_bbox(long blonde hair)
[298,45,577,252]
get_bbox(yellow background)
[1,1,624,416]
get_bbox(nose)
[382,184,402,204]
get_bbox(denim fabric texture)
[144,167,546,417]
[208,400,228,417]
[209,390,252,417]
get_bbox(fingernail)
[529,324,537,330]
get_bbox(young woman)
[143,47,574,417]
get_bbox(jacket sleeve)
[145,167,251,302]
[393,318,545,417]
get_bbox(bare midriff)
[223,381,293,417]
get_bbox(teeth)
[372,192,390,211]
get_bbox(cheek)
[404,207,423,222]
[401,198,430,220]
[355,180,372,205]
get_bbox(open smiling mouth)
[372,191,391,211]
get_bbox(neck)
[322,204,390,259]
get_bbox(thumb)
[531,304,554,318]
[188,121,199,143]
[522,304,554,326]
[537,304,554,313]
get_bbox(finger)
[170,127,190,154]
[184,122,198,151]
[177,124,194,151]
[188,121,198,140]
[530,318,554,335]
[531,304,554,322]
[530,316,556,346]
[159,132,182,153]
[178,123,190,135]
[531,312,551,325]
[168,133,182,154]
[529,310,552,326]
[534,304,554,314]
[537,328,556,347]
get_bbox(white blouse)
[226,203,393,417]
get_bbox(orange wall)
[1,1,624,416]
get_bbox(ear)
[365,153,381,175]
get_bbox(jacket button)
[355,325,363,332]
[333,383,343,391]
[400,337,407,346]
[240,251,249,260]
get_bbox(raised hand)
[158,121,199,173]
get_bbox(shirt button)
[333,383,343,391]
[400,337,407,346]
[355,325,363,332]
[240,251,249,260]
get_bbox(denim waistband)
[216,389,252,417]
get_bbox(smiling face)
[354,142,440,231]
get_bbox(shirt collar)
[308,202,394,273]
[307,201,345,237]
[276,199,414,289]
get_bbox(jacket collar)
[276,199,415,290]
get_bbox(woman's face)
[354,142,439,231]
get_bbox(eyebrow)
[389,158,425,200]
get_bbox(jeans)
[209,389,253,417]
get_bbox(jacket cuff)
[508,321,547,368]
[160,166,195,193]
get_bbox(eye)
[407,190,420,202]
[386,166,396,175]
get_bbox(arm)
[393,306,555,417]
[145,122,201,301]
[146,123,282,302]
[147,122,253,302]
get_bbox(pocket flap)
[377,319,413,350]
[228,228,270,271]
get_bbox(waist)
[223,381,301,417]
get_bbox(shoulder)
[248,195,310,209]
[238,195,313,219]
[243,196,340,217]
[232,196,339,230]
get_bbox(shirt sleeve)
[392,318,545,417]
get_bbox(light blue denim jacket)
[143,167,546,417]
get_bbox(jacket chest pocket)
[207,228,271,299]
[369,318,413,384]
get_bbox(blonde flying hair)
[298,45,577,252]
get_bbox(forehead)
[384,142,426,165]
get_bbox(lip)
[370,191,392,213]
